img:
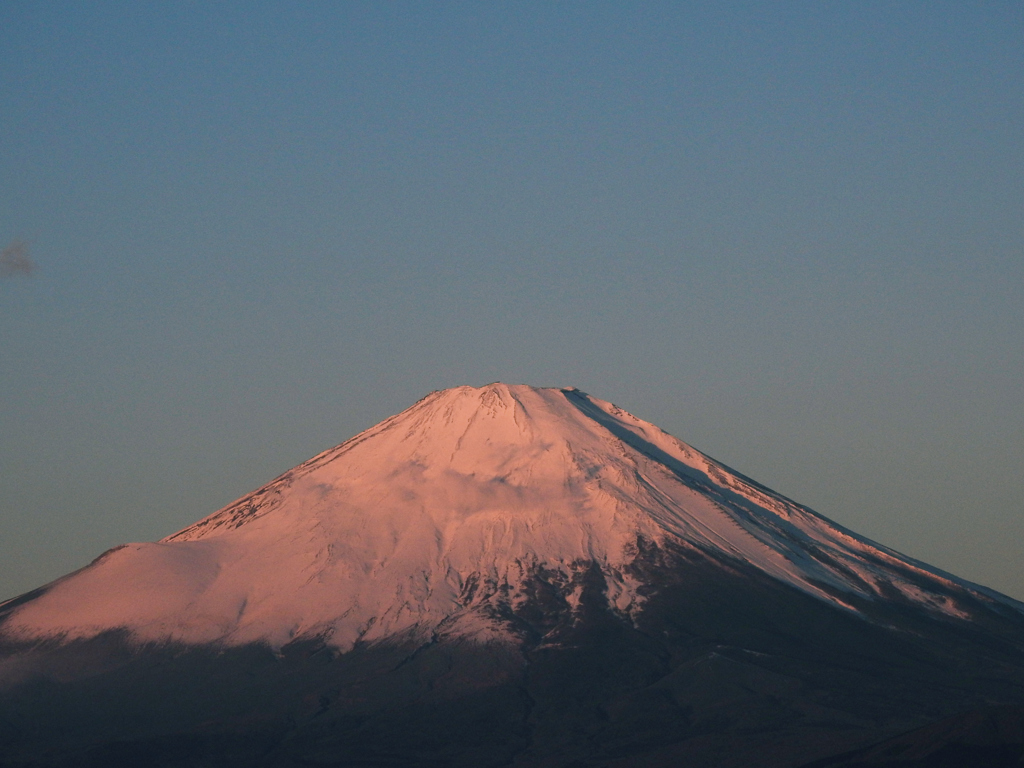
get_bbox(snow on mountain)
[2,384,1019,650]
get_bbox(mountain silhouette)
[2,384,1023,767]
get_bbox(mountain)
[2,383,1024,768]
[801,705,1024,767]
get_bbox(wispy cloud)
[0,240,36,278]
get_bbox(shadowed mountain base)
[3,546,1024,768]
[800,705,1024,768]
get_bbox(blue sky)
[2,2,1022,600]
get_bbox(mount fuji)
[2,384,1024,768]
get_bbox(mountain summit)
[3,384,1024,768]
[3,384,1016,651]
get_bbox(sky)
[1,2,1022,602]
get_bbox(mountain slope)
[2,384,1024,768]
[1,384,1018,651]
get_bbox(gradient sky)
[2,2,1022,602]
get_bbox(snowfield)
[3,383,1019,649]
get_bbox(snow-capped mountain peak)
[2,384,1019,650]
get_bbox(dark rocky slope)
[3,542,1024,768]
